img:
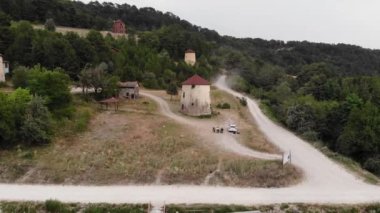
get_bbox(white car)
[227,124,239,134]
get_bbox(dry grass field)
[0,92,301,187]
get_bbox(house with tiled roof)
[118,81,139,99]
[180,74,211,116]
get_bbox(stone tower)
[184,49,196,66]
[180,74,211,116]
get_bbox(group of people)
[212,127,224,133]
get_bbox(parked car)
[227,124,240,134]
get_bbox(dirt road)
[0,75,379,205]
[141,91,281,161]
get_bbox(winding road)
[0,75,379,205]
[141,91,281,160]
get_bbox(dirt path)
[140,91,281,161]
[0,75,380,205]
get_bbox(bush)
[12,66,29,88]
[364,156,380,176]
[20,96,53,145]
[239,97,247,106]
[45,200,69,213]
[302,131,319,142]
[216,102,231,109]
[44,18,56,32]
[84,204,146,213]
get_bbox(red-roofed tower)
[180,74,211,116]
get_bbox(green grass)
[53,96,97,137]
[0,201,147,213]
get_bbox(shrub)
[302,131,319,142]
[84,204,146,213]
[12,66,29,88]
[45,200,69,213]
[239,97,247,106]
[20,96,53,145]
[364,156,380,176]
[216,102,231,109]
[44,18,56,32]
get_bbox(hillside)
[0,0,379,178]
[1,0,380,76]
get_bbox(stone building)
[112,19,127,34]
[184,49,196,66]
[180,74,211,116]
[0,54,9,83]
[118,81,139,99]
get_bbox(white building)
[184,49,196,66]
[0,54,9,83]
[180,74,211,116]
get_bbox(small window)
[191,85,195,89]
[183,92,185,98]
[191,103,194,106]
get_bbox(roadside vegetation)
[2,201,380,213]
[0,200,147,213]
[167,203,380,213]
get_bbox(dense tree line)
[0,0,219,38]
[2,0,380,77]
[1,18,215,90]
[221,37,380,76]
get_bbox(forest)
[0,0,379,176]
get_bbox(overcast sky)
[80,0,380,49]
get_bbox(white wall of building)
[0,55,5,82]
[180,85,211,116]
[184,52,196,66]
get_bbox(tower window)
[191,85,195,89]
[183,92,185,98]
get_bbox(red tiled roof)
[114,19,124,24]
[185,49,195,53]
[182,74,210,85]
